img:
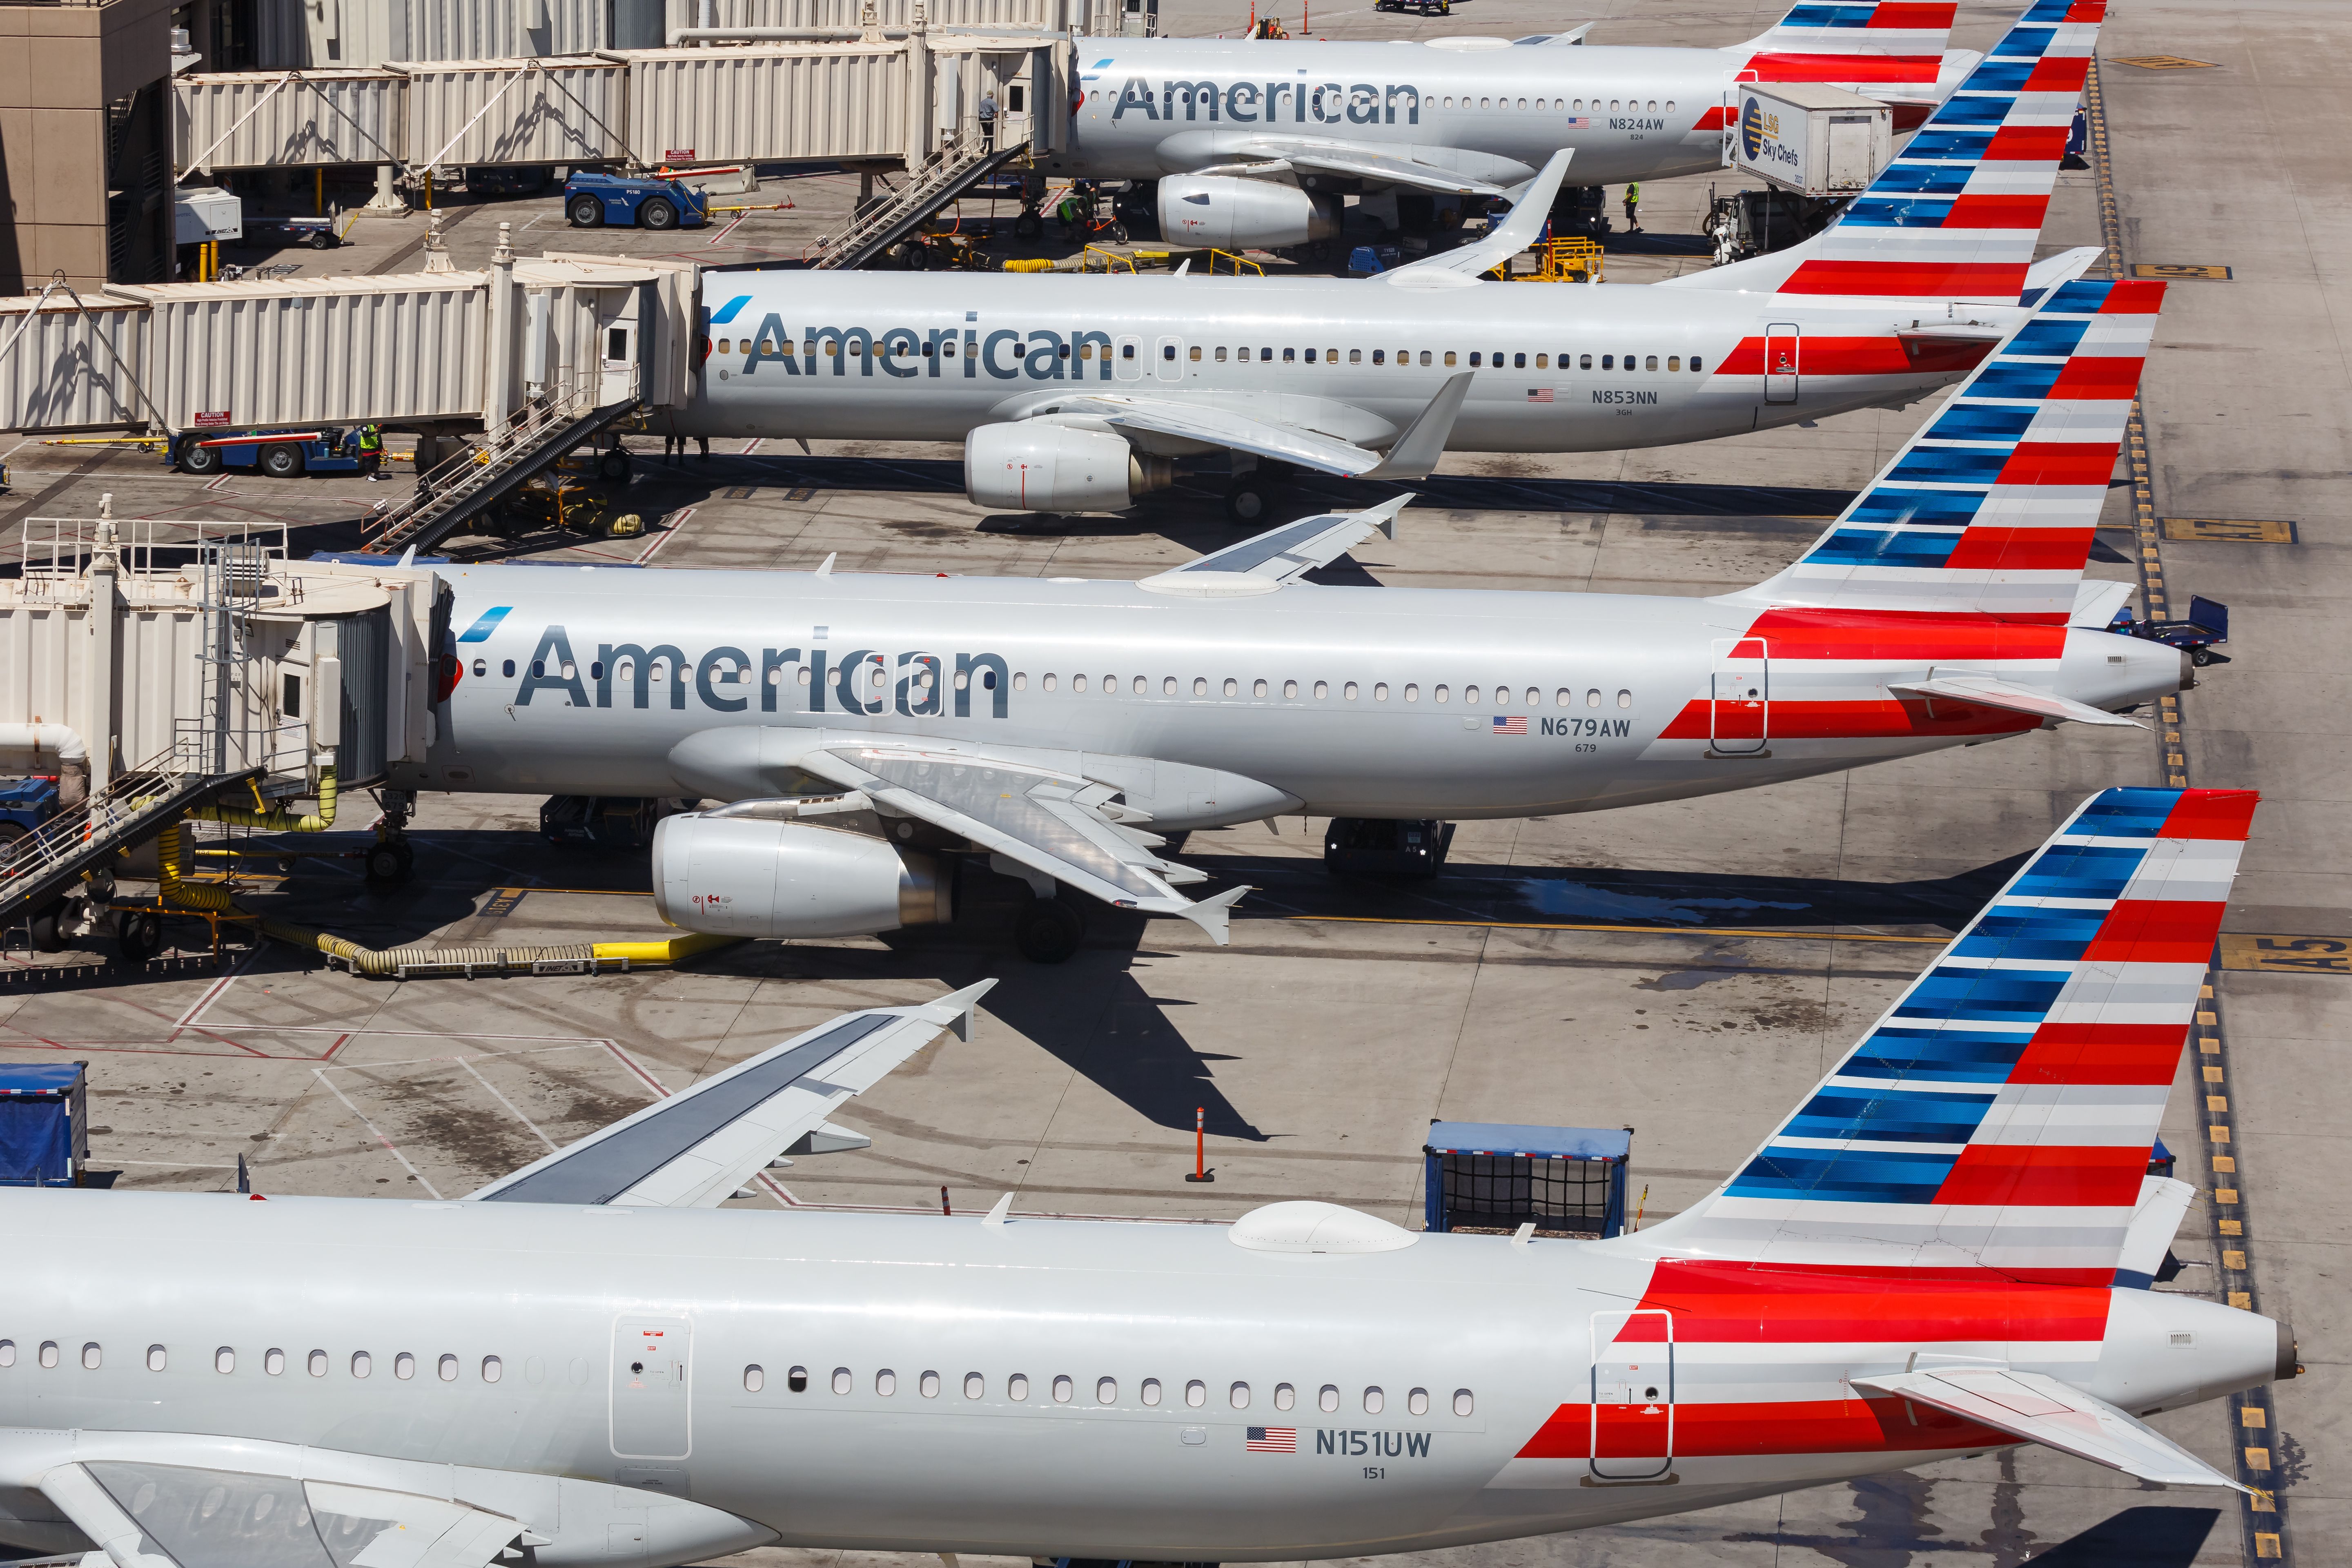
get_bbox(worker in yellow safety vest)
[356,422,385,482]
[1622,182,1642,234]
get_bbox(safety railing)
[1493,236,1604,283]
[364,368,618,552]
[1207,248,1265,276]
[17,515,294,584]
[1082,245,1135,273]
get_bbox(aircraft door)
[1116,333,1144,382]
[1764,323,1799,403]
[1710,637,1768,754]
[611,1317,692,1460]
[1156,334,1184,382]
[1588,1309,1674,1481]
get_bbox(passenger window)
[1537,353,1548,368]
[1525,688,1539,706]
[1454,1389,1475,1416]
[81,1343,100,1370]
[744,1365,766,1392]
[265,1349,285,1376]
[1343,682,1359,701]
[1350,349,1362,364]
[1417,350,1430,366]
[1601,355,1613,370]
[920,1370,941,1398]
[1466,686,1480,704]
[471,659,484,678]
[1284,347,1296,362]
[1163,676,1177,695]
[395,1353,416,1381]
[1010,1373,1029,1400]
[833,1368,852,1394]
[1372,350,1385,365]
[1319,1384,1339,1412]
[1587,689,1601,707]
[216,1348,235,1374]
[1231,1381,1251,1408]
[1216,346,1228,362]
[964,1372,984,1399]
[1012,673,1027,690]
[38,1341,57,1369]
[1123,343,1136,359]
[718,339,732,355]
[1189,345,1201,361]
[501,660,515,678]
[1185,1379,1207,1407]
[1163,344,1176,360]
[1374,683,1388,701]
[1252,679,1267,697]
[1098,1377,1118,1403]
[876,1370,895,1395]
[352,1351,371,1378]
[1042,673,1056,691]
[1514,353,1526,369]
[1072,675,1087,693]
[1470,352,1481,367]
[788,1365,809,1392]
[1580,354,1592,370]
[1054,1374,1074,1403]
[147,1345,167,1372]
[1283,679,1298,698]
[1618,690,1632,708]
[1142,1378,1163,1405]
[1133,676,1147,695]
[1645,355,1658,370]
[308,1350,327,1377]
[1409,1388,1429,1415]
[1668,356,1681,371]
[1275,1383,1295,1410]
[483,1356,502,1383]
[1192,677,1207,696]
[1556,688,1571,707]
[1404,684,1418,702]
[1305,347,1318,362]
[1434,685,1448,703]
[1690,356,1704,373]
[1313,680,1328,699]
[1364,1386,1385,1414]
[1223,678,1238,696]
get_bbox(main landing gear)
[1013,895,1085,964]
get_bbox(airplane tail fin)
[1625,786,2256,1284]
[1728,0,1958,90]
[1678,0,2102,304]
[1722,275,2160,620]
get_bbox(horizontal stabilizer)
[1886,675,2146,728]
[2115,1174,2196,1288]
[466,982,995,1206]
[1852,1368,2250,1492]
[2071,578,2135,628]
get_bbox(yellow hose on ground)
[190,768,337,832]
[155,814,741,978]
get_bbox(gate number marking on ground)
[2112,55,2220,69]
[2131,263,2233,280]
[482,888,529,920]
[2219,935,2352,976]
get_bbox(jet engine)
[965,423,1173,514]
[1157,176,1340,250]
[651,813,951,939]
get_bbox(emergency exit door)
[1589,1309,1674,1481]
[1710,637,1770,755]
[1764,323,1799,403]
[612,1317,692,1460]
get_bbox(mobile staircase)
[808,141,1029,271]
[363,372,641,557]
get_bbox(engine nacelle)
[651,814,951,939]
[965,423,1172,514]
[1158,176,1339,250]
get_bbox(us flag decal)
[1526,388,1554,403]
[1246,1426,1297,1452]
[1492,715,1528,735]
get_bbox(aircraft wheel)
[1224,476,1277,526]
[1013,210,1044,241]
[29,903,63,954]
[1013,897,1084,964]
[568,195,605,228]
[365,840,413,886]
[597,448,633,483]
[118,909,162,965]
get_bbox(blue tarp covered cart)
[1424,1121,1632,1238]
[0,1062,88,1187]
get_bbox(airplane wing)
[466,982,995,1206]
[1065,371,1472,481]
[793,744,1250,942]
[1141,494,1408,590]
[1383,149,1572,287]
[1851,1368,2249,1492]
[1886,674,2147,728]
[40,1459,523,1568]
[1184,134,1519,196]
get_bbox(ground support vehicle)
[169,427,379,478]
[563,172,710,231]
[2111,596,2232,666]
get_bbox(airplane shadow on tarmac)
[1731,1500,2221,1567]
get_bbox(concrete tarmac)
[1,0,2343,1564]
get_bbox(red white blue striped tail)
[1624,788,2253,1285]
[1765,0,2102,303]
[1728,0,1959,90]
[1726,277,2159,621]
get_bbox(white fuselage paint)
[401,567,2182,824]
[0,1193,2276,1568]
[661,272,2018,457]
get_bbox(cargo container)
[0,1063,88,1188]
[621,44,910,165]
[405,55,629,170]
[1729,82,1892,199]
[113,274,492,431]
[174,69,407,172]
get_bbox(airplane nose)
[2277,1319,2302,1381]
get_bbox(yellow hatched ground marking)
[2130,262,2233,280]
[2164,516,2296,543]
[2112,54,2220,69]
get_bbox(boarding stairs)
[364,372,641,557]
[0,728,275,929]
[808,141,1029,271]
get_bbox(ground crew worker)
[1056,190,1087,240]
[355,422,385,481]
[1622,182,1641,234]
[978,91,998,152]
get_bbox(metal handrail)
[366,369,610,547]
[1082,245,1135,273]
[1207,248,1265,276]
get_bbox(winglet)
[921,978,998,1042]
[981,1191,1014,1227]
[1383,149,1571,286]
[2021,245,2104,307]
[1365,374,1472,479]
[1179,884,1252,946]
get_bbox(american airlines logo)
[510,626,1014,720]
[1107,77,1424,126]
[706,304,1129,384]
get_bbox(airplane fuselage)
[658,272,2014,461]
[0,1192,2278,1568]
[401,565,2181,825]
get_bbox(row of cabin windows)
[0,1340,501,1383]
[744,1363,1474,1417]
[487,656,1632,714]
[1080,91,1670,114]
[709,338,1699,376]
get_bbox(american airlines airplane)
[0,789,2291,1568]
[1049,0,1974,249]
[414,270,2175,961]
[660,0,2098,525]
